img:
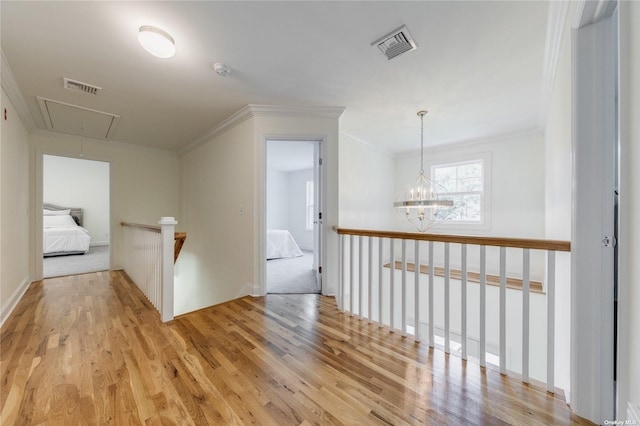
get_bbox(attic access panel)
[36,97,120,140]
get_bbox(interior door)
[313,142,323,290]
[571,8,617,422]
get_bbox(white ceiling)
[1,1,551,155]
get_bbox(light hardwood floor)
[1,271,592,425]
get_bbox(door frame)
[258,135,327,296]
[35,149,113,279]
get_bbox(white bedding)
[43,214,91,256]
[266,229,303,259]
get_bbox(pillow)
[44,208,71,216]
[43,214,77,227]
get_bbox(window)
[431,159,485,224]
[306,180,314,231]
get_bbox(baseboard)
[628,402,640,423]
[90,241,109,247]
[0,276,32,327]
[235,282,258,299]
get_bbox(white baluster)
[444,242,450,354]
[338,234,344,312]
[378,237,383,327]
[522,248,531,383]
[461,244,467,360]
[359,235,364,319]
[429,241,434,347]
[500,246,506,375]
[414,240,421,342]
[350,235,355,316]
[547,250,556,393]
[368,236,373,324]
[480,245,486,368]
[390,238,395,332]
[401,239,407,337]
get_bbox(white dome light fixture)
[138,25,175,58]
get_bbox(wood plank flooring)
[1,270,592,425]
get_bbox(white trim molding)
[1,49,36,131]
[0,276,32,327]
[180,104,345,155]
[539,0,571,129]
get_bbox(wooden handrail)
[174,232,187,264]
[121,222,187,264]
[121,221,161,233]
[334,227,571,252]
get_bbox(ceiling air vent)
[63,77,101,95]
[371,25,418,60]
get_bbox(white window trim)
[429,152,492,232]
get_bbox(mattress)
[266,229,303,259]
[43,214,91,256]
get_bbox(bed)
[266,229,303,260]
[43,203,91,257]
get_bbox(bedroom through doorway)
[42,155,110,278]
[266,140,322,294]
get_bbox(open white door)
[572,4,618,422]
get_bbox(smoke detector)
[371,25,418,60]
[212,63,231,77]
[63,77,101,95]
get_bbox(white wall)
[178,118,256,315]
[618,1,640,421]
[395,132,545,238]
[339,132,395,229]
[0,87,32,326]
[543,2,574,403]
[180,111,340,316]
[43,155,110,245]
[31,131,180,275]
[288,168,313,250]
[266,167,289,230]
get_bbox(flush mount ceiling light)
[138,25,175,58]
[394,111,453,232]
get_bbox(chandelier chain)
[419,113,425,175]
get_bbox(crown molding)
[538,0,570,130]
[247,104,345,119]
[1,49,36,131]
[339,130,394,158]
[178,105,254,155]
[179,104,345,156]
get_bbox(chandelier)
[393,111,453,232]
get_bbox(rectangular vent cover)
[371,25,418,60]
[63,77,101,95]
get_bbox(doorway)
[42,155,110,278]
[265,140,322,294]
